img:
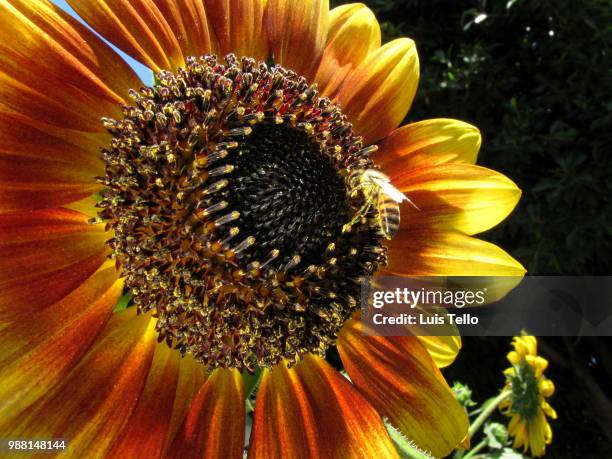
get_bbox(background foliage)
[335,0,612,275]
[331,0,612,456]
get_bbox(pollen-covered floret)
[97,54,388,371]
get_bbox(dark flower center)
[223,123,348,267]
[97,54,387,371]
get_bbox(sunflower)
[0,1,525,457]
[500,336,557,457]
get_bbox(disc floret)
[97,54,386,370]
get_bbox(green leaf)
[491,447,530,459]
[113,291,133,312]
[385,422,434,459]
[484,422,509,449]
[242,367,263,400]
[452,381,478,408]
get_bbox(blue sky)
[52,0,153,83]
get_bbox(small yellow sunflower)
[500,336,557,457]
[0,1,525,457]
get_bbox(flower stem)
[469,390,512,438]
[462,440,487,459]
[454,390,512,459]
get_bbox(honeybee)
[343,169,419,239]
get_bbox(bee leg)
[342,197,374,234]
[341,219,357,234]
[349,182,369,199]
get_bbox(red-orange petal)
[67,0,186,71]
[249,355,399,459]
[377,119,482,175]
[0,110,103,212]
[0,72,109,140]
[265,0,329,81]
[248,362,319,459]
[0,0,140,106]
[0,0,141,211]
[392,163,521,235]
[152,0,217,59]
[0,208,109,322]
[161,356,211,458]
[338,318,469,458]
[315,3,381,99]
[108,348,207,458]
[169,368,245,459]
[205,0,268,61]
[335,38,419,144]
[0,161,99,213]
[0,309,159,457]
[0,263,121,420]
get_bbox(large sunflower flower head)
[500,336,557,457]
[0,1,525,457]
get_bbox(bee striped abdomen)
[376,193,401,239]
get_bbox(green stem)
[462,440,487,459]
[245,397,255,413]
[469,390,511,438]
[454,390,512,459]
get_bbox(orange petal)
[0,0,139,146]
[386,229,525,276]
[0,107,104,163]
[0,110,102,212]
[265,0,329,81]
[417,335,462,368]
[338,319,469,458]
[67,0,188,72]
[0,66,111,135]
[0,309,159,457]
[0,208,109,321]
[248,362,318,459]
[0,263,121,420]
[315,3,381,98]
[336,38,419,144]
[249,355,399,459]
[0,0,140,211]
[0,0,139,108]
[458,434,471,450]
[152,0,217,59]
[169,368,244,459]
[63,193,101,218]
[392,164,521,235]
[377,119,481,175]
[0,158,100,213]
[205,0,268,61]
[162,356,211,457]
[108,347,207,458]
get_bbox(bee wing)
[371,176,420,210]
[371,176,407,203]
